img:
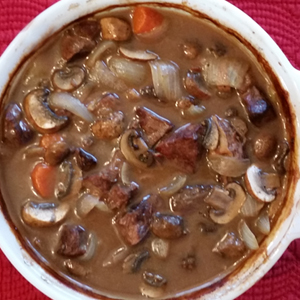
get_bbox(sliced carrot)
[31,162,56,199]
[133,6,164,34]
[40,133,64,149]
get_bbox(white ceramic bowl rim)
[0,1,300,300]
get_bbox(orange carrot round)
[31,162,56,199]
[133,6,164,34]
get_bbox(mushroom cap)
[245,164,276,203]
[24,90,68,133]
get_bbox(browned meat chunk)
[61,20,100,61]
[136,106,173,147]
[61,35,96,61]
[91,111,125,140]
[87,93,120,117]
[75,148,97,171]
[151,212,184,239]
[185,70,211,99]
[115,197,153,245]
[105,183,138,210]
[241,86,275,127]
[100,17,131,41]
[170,185,211,213]
[253,132,277,160]
[82,167,118,197]
[44,141,70,166]
[4,103,34,146]
[213,232,245,258]
[156,123,205,173]
[57,225,88,257]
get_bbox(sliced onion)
[85,40,117,68]
[102,246,128,267]
[149,60,184,102]
[183,105,205,118]
[121,162,131,185]
[151,238,169,259]
[207,152,250,177]
[158,175,187,199]
[80,233,98,261]
[89,60,128,92]
[76,194,99,218]
[239,219,259,250]
[119,47,158,61]
[49,92,94,123]
[202,57,249,90]
[108,56,148,86]
[241,195,264,217]
[96,201,111,213]
[256,211,270,235]
[203,118,219,151]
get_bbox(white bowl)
[0,0,300,299]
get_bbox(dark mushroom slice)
[202,117,219,151]
[57,224,89,257]
[122,250,150,274]
[24,90,69,134]
[151,213,184,239]
[185,70,211,100]
[75,148,97,171]
[140,271,167,298]
[44,140,70,166]
[238,219,259,250]
[3,103,34,146]
[22,201,69,227]
[52,66,86,91]
[120,129,154,169]
[55,160,73,199]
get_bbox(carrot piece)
[40,133,63,149]
[133,6,164,34]
[31,162,56,198]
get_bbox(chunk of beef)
[105,182,138,210]
[170,185,211,213]
[136,106,173,147]
[4,103,34,146]
[61,20,100,61]
[212,115,244,158]
[100,17,131,41]
[75,148,97,171]
[87,93,120,117]
[155,123,205,173]
[44,141,70,166]
[213,231,245,258]
[91,111,125,140]
[151,213,184,239]
[82,167,118,198]
[61,34,96,61]
[57,225,88,257]
[115,197,153,245]
[185,70,211,100]
[241,86,275,126]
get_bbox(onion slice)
[149,60,183,102]
[241,195,264,217]
[49,92,94,123]
[239,219,259,250]
[119,47,158,61]
[76,194,99,218]
[86,40,117,68]
[207,152,250,177]
[256,211,270,235]
[158,175,187,199]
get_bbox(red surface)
[0,0,299,299]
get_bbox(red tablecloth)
[0,0,299,299]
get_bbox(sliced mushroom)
[75,148,97,171]
[24,90,68,133]
[120,129,154,169]
[122,250,150,274]
[55,161,73,199]
[245,165,277,203]
[208,183,246,224]
[52,66,85,91]
[64,259,89,277]
[22,201,69,227]
[158,175,187,199]
[119,47,158,61]
[203,117,219,151]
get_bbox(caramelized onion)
[239,219,259,250]
[149,60,183,102]
[49,92,94,123]
[208,152,250,177]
